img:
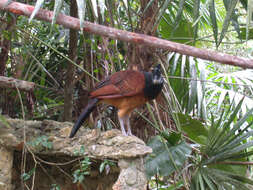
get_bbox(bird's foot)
[121,129,128,136]
[127,130,133,136]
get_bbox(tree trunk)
[63,0,78,121]
[0,14,16,116]
[127,0,159,71]
[0,15,15,75]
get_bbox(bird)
[69,64,163,138]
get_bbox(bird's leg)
[118,116,127,136]
[126,117,132,136]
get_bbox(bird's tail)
[69,98,99,138]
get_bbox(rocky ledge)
[0,118,152,190]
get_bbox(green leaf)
[170,0,186,36]
[80,145,85,155]
[177,113,208,145]
[154,0,173,28]
[99,162,106,173]
[211,97,244,151]
[198,172,205,190]
[50,184,61,190]
[145,136,191,178]
[223,0,242,39]
[28,135,53,150]
[228,107,253,137]
[208,168,253,189]
[22,168,36,181]
[197,62,207,120]
[208,0,218,47]
[192,167,253,190]
[0,114,11,129]
[208,160,247,177]
[188,57,198,112]
[160,131,181,146]
[201,171,216,190]
[218,0,239,46]
[193,0,200,42]
[160,14,194,43]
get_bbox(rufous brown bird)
[69,64,163,138]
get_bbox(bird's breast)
[101,93,148,117]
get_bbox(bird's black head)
[151,64,163,85]
[143,64,164,100]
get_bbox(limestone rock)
[0,118,152,190]
[0,147,13,190]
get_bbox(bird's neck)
[143,72,163,100]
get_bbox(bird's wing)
[89,70,145,98]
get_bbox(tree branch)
[1,0,253,68]
[0,76,35,91]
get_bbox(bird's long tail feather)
[69,98,99,138]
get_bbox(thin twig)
[37,161,58,184]
[34,155,82,166]
[210,161,253,165]
[56,165,73,180]
[153,99,165,131]
[15,84,27,190]
[167,75,253,87]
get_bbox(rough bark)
[0,147,13,190]
[0,0,253,69]
[128,0,159,71]
[63,0,78,121]
[0,14,15,76]
[0,14,16,117]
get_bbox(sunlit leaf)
[154,0,173,28]
[177,113,208,145]
[223,0,242,39]
[193,0,200,41]
[0,115,11,129]
[188,57,198,112]
[145,136,191,178]
[170,0,186,36]
[218,0,239,46]
[208,0,218,47]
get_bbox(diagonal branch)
[0,0,253,69]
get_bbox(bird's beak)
[153,75,163,84]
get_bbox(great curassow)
[69,64,163,138]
